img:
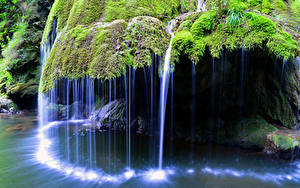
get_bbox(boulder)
[264,130,300,160]
[7,80,38,109]
[0,96,19,113]
[89,99,126,130]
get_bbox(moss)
[41,20,129,92]
[173,8,298,63]
[42,0,75,43]
[290,0,300,22]
[267,32,299,60]
[126,16,170,68]
[261,0,274,14]
[240,118,278,148]
[246,12,276,34]
[172,31,194,62]
[190,11,217,38]
[68,25,92,46]
[66,0,106,29]
[105,0,198,22]
[272,134,299,150]
[89,20,128,79]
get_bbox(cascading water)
[197,0,206,12]
[280,60,287,90]
[158,20,176,170]
[239,47,245,119]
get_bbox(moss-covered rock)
[238,118,278,149]
[173,0,300,63]
[42,0,200,43]
[265,129,300,160]
[0,96,18,113]
[126,16,170,68]
[7,80,38,109]
[41,15,171,92]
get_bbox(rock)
[0,96,19,114]
[7,80,38,109]
[238,118,278,149]
[264,130,300,160]
[89,99,126,130]
[47,101,87,120]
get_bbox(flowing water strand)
[197,0,206,12]
[210,59,216,126]
[66,79,70,161]
[190,63,196,164]
[158,20,176,169]
[239,47,245,120]
[280,60,287,91]
[73,80,79,163]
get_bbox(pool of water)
[1,113,300,188]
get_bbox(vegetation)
[0,0,51,107]
[41,16,170,92]
[173,0,299,63]
[272,134,299,150]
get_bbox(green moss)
[191,11,217,38]
[68,25,92,46]
[105,0,198,22]
[125,16,170,68]
[261,0,274,14]
[247,0,262,6]
[42,0,75,43]
[272,134,299,150]
[240,118,278,148]
[267,32,299,60]
[172,31,194,62]
[89,20,128,79]
[173,8,298,62]
[41,20,129,92]
[290,0,300,22]
[66,0,106,29]
[246,12,276,34]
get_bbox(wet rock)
[47,101,87,120]
[0,96,19,114]
[89,99,126,131]
[7,80,38,109]
[264,130,300,160]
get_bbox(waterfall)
[38,18,57,128]
[280,60,287,90]
[158,20,176,170]
[197,0,206,12]
[239,48,245,119]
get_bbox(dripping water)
[197,0,206,12]
[280,60,287,91]
[239,47,245,119]
[158,19,176,169]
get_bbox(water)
[158,20,176,170]
[280,60,287,91]
[1,114,300,187]
[197,0,206,12]
[239,48,245,119]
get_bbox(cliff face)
[0,0,53,109]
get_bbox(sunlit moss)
[272,134,299,150]
[42,0,75,43]
[126,16,170,68]
[190,11,217,38]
